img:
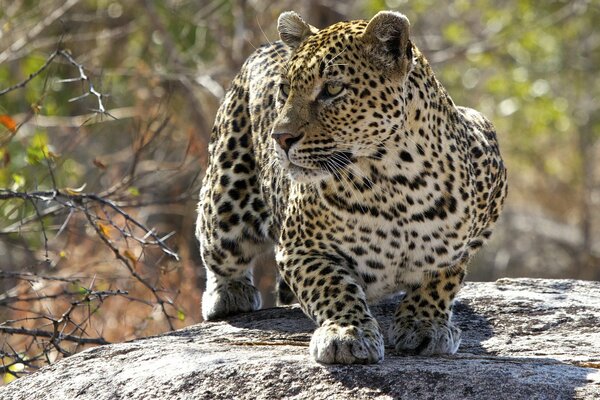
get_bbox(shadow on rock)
[223,297,593,400]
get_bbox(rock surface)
[1,278,600,399]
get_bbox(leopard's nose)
[272,131,303,153]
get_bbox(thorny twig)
[0,270,81,283]
[0,49,112,118]
[83,208,176,331]
[0,187,181,360]
[0,146,184,377]
[0,286,128,378]
[0,50,60,96]
[0,189,179,260]
[0,13,200,380]
[0,0,80,65]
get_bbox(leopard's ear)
[362,11,412,73]
[278,11,318,49]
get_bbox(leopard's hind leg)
[196,76,273,321]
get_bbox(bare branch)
[57,50,112,116]
[0,270,81,283]
[83,208,176,331]
[27,198,50,263]
[0,49,112,119]
[0,326,109,346]
[0,0,80,64]
[0,189,179,260]
[0,50,60,96]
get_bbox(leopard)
[196,10,507,364]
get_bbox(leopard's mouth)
[282,151,355,183]
[316,151,355,174]
[285,162,330,183]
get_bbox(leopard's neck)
[403,48,459,137]
[313,50,464,219]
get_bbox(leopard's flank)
[196,10,507,364]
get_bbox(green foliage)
[1,0,598,382]
[365,0,599,210]
[25,131,50,165]
[1,0,597,217]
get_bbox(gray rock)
[1,278,599,399]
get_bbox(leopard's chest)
[318,200,470,302]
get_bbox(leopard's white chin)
[286,163,330,183]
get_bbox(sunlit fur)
[197,11,507,364]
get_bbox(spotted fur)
[196,11,507,364]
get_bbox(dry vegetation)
[0,0,598,382]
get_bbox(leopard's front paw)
[390,318,461,355]
[310,322,384,364]
[201,279,261,320]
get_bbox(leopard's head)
[272,11,415,183]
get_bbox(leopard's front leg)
[277,247,384,364]
[391,266,465,355]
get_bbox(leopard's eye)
[280,83,290,98]
[323,82,344,97]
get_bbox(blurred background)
[0,0,598,381]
